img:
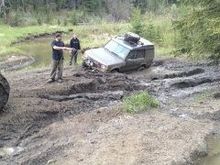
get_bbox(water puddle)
[0,146,24,157]
[196,134,220,165]
[14,35,73,68]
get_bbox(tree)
[0,0,5,12]
[130,8,144,35]
[175,0,220,60]
[81,0,102,13]
[105,0,133,21]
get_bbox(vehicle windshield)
[104,40,130,59]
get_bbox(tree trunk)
[0,0,5,13]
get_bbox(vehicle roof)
[113,36,154,50]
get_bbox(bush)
[7,11,23,26]
[130,8,145,35]
[57,19,61,25]
[142,22,162,44]
[122,91,159,113]
[69,10,87,25]
[37,18,42,25]
[63,19,68,26]
[105,0,133,21]
[174,0,220,60]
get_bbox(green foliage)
[130,8,145,35]
[63,19,68,26]
[130,10,163,45]
[37,18,42,25]
[70,11,78,25]
[8,12,23,27]
[57,19,61,25]
[132,0,176,13]
[122,91,159,113]
[82,0,103,13]
[142,21,162,44]
[69,10,87,25]
[175,0,220,60]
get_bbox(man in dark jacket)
[48,33,72,83]
[69,34,81,65]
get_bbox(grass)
[122,91,159,113]
[0,22,130,59]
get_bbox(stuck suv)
[83,32,154,72]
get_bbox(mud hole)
[1,58,220,164]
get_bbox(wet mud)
[0,58,220,164]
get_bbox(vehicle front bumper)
[83,59,108,72]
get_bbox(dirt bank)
[0,58,220,164]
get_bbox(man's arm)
[53,45,73,51]
[52,45,66,50]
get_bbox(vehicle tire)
[111,68,119,73]
[0,73,10,110]
[82,61,88,68]
[145,62,152,69]
[138,65,146,71]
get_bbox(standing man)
[69,34,81,65]
[48,33,72,83]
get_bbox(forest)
[0,0,219,59]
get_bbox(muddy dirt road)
[1,58,220,165]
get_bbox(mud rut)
[1,59,220,164]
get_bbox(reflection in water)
[197,135,220,165]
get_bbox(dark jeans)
[70,50,78,65]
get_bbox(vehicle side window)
[127,51,136,59]
[127,50,145,60]
[136,50,145,59]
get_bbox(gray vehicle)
[83,32,154,72]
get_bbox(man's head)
[72,33,77,39]
[55,33,62,41]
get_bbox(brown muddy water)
[14,34,81,69]
[196,134,220,165]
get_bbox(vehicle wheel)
[138,65,146,71]
[111,69,119,73]
[145,62,152,69]
[0,73,10,110]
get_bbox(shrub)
[63,19,68,26]
[8,11,23,26]
[174,0,220,60]
[57,19,61,25]
[130,8,145,35]
[122,91,159,113]
[69,10,87,25]
[105,0,132,21]
[142,21,162,44]
[37,18,42,25]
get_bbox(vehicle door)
[124,50,145,71]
